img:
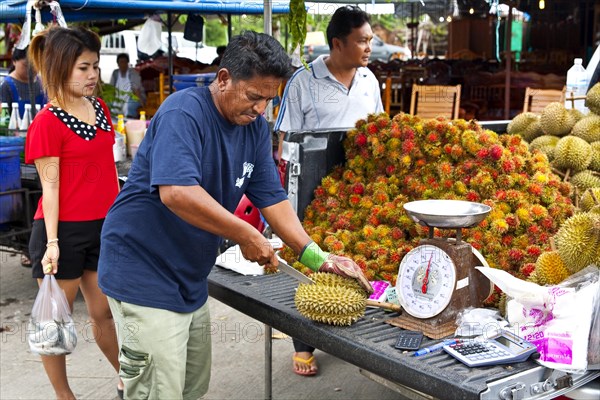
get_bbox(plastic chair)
[409,84,461,119]
[523,87,565,113]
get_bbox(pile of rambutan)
[278,112,575,306]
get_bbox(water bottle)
[115,114,127,161]
[565,58,588,113]
[18,103,32,136]
[0,102,10,136]
[8,102,20,136]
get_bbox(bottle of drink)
[8,102,20,136]
[139,111,146,122]
[0,102,10,136]
[116,114,127,160]
[565,58,588,112]
[18,103,32,136]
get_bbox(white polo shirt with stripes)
[274,55,383,132]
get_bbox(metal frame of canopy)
[1,0,291,98]
[0,0,290,22]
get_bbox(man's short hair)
[12,47,28,62]
[116,53,129,63]
[219,31,292,81]
[326,5,371,49]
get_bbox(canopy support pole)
[167,11,174,94]
[503,4,513,120]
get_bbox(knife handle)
[365,299,402,313]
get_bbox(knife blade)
[276,256,315,284]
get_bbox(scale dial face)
[396,244,457,319]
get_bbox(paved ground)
[0,250,406,400]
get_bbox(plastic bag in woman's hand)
[28,275,77,356]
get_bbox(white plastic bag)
[476,266,599,373]
[28,275,77,356]
[137,17,163,56]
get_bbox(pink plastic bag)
[27,275,77,355]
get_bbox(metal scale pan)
[403,200,491,241]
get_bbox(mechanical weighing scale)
[388,200,495,339]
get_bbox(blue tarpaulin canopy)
[0,0,291,23]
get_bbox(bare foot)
[292,351,318,376]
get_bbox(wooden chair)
[409,84,461,119]
[523,87,565,113]
[383,75,403,116]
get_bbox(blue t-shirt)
[98,86,287,312]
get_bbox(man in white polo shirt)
[274,5,383,377]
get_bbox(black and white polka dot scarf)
[48,97,111,141]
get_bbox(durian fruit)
[580,188,600,212]
[295,284,366,326]
[571,170,600,191]
[311,272,367,297]
[590,205,600,215]
[589,141,600,172]
[540,102,579,136]
[529,135,560,160]
[553,136,593,173]
[571,115,600,143]
[555,212,600,274]
[529,251,570,285]
[585,82,600,114]
[507,112,543,141]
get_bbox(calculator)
[394,330,424,351]
[443,330,538,367]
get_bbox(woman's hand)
[41,242,60,274]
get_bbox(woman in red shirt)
[26,27,122,400]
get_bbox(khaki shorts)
[108,297,211,400]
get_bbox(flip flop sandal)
[20,255,32,268]
[293,355,318,376]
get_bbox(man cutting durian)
[97,31,372,400]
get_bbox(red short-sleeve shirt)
[25,97,119,221]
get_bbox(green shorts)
[108,297,211,400]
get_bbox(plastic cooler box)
[172,73,216,91]
[282,129,347,221]
[0,136,25,224]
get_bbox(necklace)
[54,98,96,126]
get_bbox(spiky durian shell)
[540,102,576,136]
[590,205,600,215]
[530,251,570,285]
[497,293,508,317]
[571,115,600,143]
[589,142,600,172]
[529,135,560,160]
[553,136,592,172]
[311,272,367,297]
[571,170,600,191]
[295,284,365,326]
[580,188,600,212]
[555,213,600,274]
[507,112,542,141]
[585,82,600,114]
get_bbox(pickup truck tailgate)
[208,267,599,399]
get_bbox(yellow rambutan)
[362,225,376,239]
[491,219,509,234]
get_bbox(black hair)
[116,53,129,63]
[12,47,28,62]
[219,31,292,81]
[326,5,371,49]
[216,45,226,56]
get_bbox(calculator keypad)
[448,342,512,365]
